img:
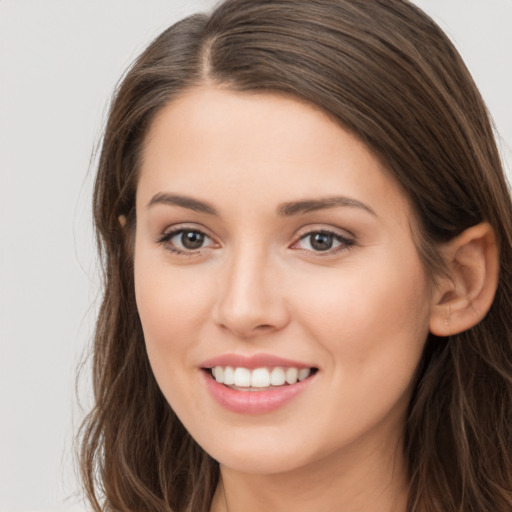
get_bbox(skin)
[133,86,438,512]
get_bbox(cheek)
[133,245,217,376]
[133,254,218,417]
[292,248,432,369]
[288,252,432,441]
[135,266,207,339]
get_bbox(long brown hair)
[79,1,512,510]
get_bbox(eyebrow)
[147,193,218,215]
[147,193,376,217]
[277,197,376,217]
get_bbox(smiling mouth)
[204,366,318,391]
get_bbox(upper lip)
[200,353,316,370]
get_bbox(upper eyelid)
[159,223,214,239]
[294,224,355,240]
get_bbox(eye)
[176,230,206,250]
[294,230,354,254]
[158,228,215,254]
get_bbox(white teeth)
[210,365,313,388]
[270,367,286,386]
[223,366,235,385]
[251,368,271,388]
[233,367,251,387]
[214,366,224,383]
[285,367,299,384]
[298,368,311,381]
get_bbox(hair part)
[79,1,512,511]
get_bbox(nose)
[213,246,290,338]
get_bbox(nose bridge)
[215,240,288,337]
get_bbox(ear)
[119,215,127,228]
[430,222,499,337]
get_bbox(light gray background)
[0,1,511,511]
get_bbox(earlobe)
[429,222,499,337]
[119,215,127,228]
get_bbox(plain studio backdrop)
[0,1,511,511]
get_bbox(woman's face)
[134,87,434,475]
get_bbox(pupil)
[311,233,333,251]
[181,231,204,249]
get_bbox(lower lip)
[202,370,315,414]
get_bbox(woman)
[79,0,512,511]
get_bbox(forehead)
[137,86,412,226]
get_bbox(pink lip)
[200,353,315,370]
[201,370,315,414]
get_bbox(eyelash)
[292,229,355,256]
[156,227,355,257]
[156,227,215,257]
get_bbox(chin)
[215,449,312,476]
[192,424,344,477]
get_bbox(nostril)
[254,324,275,331]
[218,322,278,339]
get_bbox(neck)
[210,433,409,512]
